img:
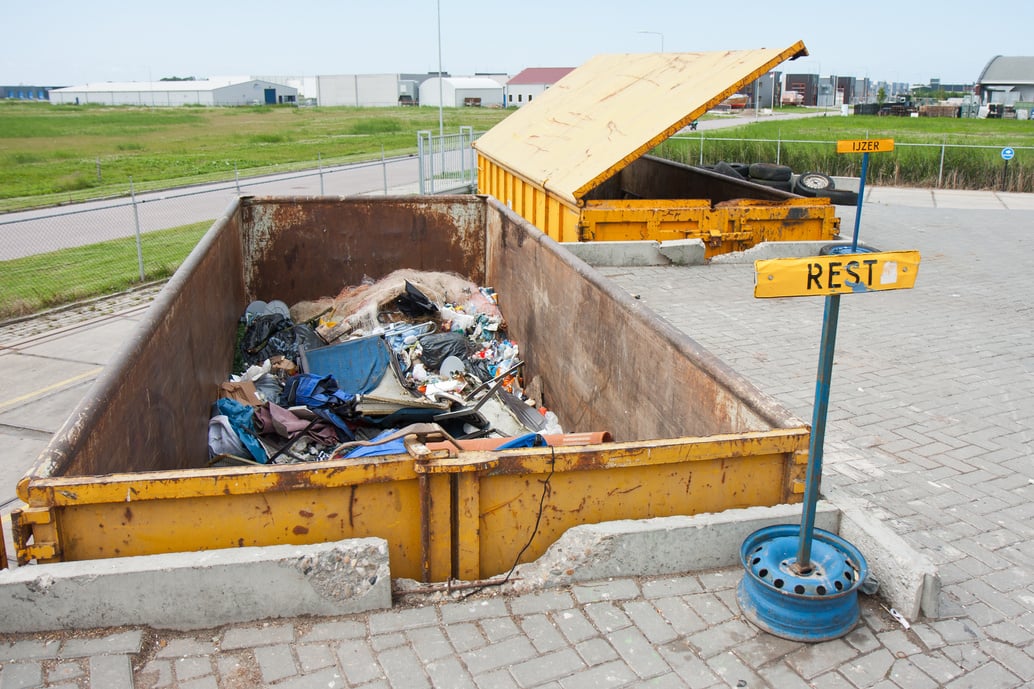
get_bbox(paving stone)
[0,662,42,689]
[299,620,366,642]
[874,629,923,658]
[156,637,217,658]
[336,638,383,685]
[60,630,142,658]
[89,654,133,689]
[406,626,453,663]
[575,638,619,666]
[943,660,1022,689]
[757,662,817,689]
[572,579,641,604]
[254,643,297,683]
[685,618,757,658]
[480,616,521,643]
[622,601,679,645]
[908,652,966,684]
[510,648,585,687]
[729,632,801,667]
[553,609,599,645]
[265,667,346,689]
[440,598,509,624]
[641,576,705,599]
[705,649,765,689]
[47,660,85,682]
[368,605,439,634]
[296,642,336,672]
[507,590,576,616]
[555,659,636,689]
[444,622,486,653]
[220,623,294,650]
[472,668,520,689]
[786,639,861,679]
[174,654,214,682]
[461,636,538,675]
[888,659,940,689]
[0,639,60,661]
[839,648,896,688]
[657,639,720,689]
[651,596,709,636]
[520,614,567,653]
[379,645,430,689]
[424,655,476,689]
[179,676,219,689]
[680,592,735,626]
[370,631,406,651]
[608,626,670,679]
[583,602,632,634]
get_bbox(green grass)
[653,114,1034,191]
[0,221,210,319]
[0,101,513,211]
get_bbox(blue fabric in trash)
[344,428,407,458]
[493,433,548,450]
[302,336,391,396]
[215,397,269,463]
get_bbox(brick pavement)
[1,201,1032,688]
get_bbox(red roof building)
[506,67,574,107]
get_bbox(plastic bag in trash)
[418,332,471,371]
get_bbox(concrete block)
[561,241,668,267]
[658,239,707,266]
[830,492,940,621]
[506,503,840,593]
[709,241,830,264]
[0,538,391,633]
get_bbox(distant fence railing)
[663,134,1034,192]
[417,127,481,194]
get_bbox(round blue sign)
[1002,147,1015,161]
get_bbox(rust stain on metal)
[299,509,314,519]
[293,525,309,535]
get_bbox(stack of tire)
[709,161,859,206]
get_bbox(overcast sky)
[2,1,1028,87]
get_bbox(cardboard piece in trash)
[219,380,261,406]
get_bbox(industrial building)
[976,56,1034,106]
[48,78,297,106]
[505,67,574,107]
[418,76,504,108]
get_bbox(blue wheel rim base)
[737,525,868,643]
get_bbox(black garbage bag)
[418,332,470,372]
[239,314,326,366]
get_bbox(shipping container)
[474,41,841,256]
[11,196,809,581]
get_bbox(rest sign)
[754,250,921,298]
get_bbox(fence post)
[417,131,428,195]
[777,130,782,165]
[938,140,946,188]
[130,177,145,282]
[318,152,325,195]
[382,145,388,195]
[96,157,102,183]
[699,131,704,166]
[234,164,241,195]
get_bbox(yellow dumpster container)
[12,196,809,581]
[474,41,840,256]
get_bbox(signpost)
[1001,147,1015,192]
[737,138,922,642]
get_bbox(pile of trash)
[208,270,564,466]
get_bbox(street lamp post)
[637,31,664,52]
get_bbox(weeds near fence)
[0,221,210,319]
[653,115,1034,192]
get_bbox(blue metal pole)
[796,293,841,571]
[851,152,869,250]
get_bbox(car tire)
[748,162,792,182]
[793,172,835,196]
[749,178,794,192]
[825,189,859,206]
[713,161,746,179]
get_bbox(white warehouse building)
[48,78,298,106]
[419,77,504,108]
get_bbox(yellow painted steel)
[14,430,808,581]
[837,139,895,154]
[474,42,809,205]
[754,250,921,298]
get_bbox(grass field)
[0,101,513,210]
[655,112,1034,191]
